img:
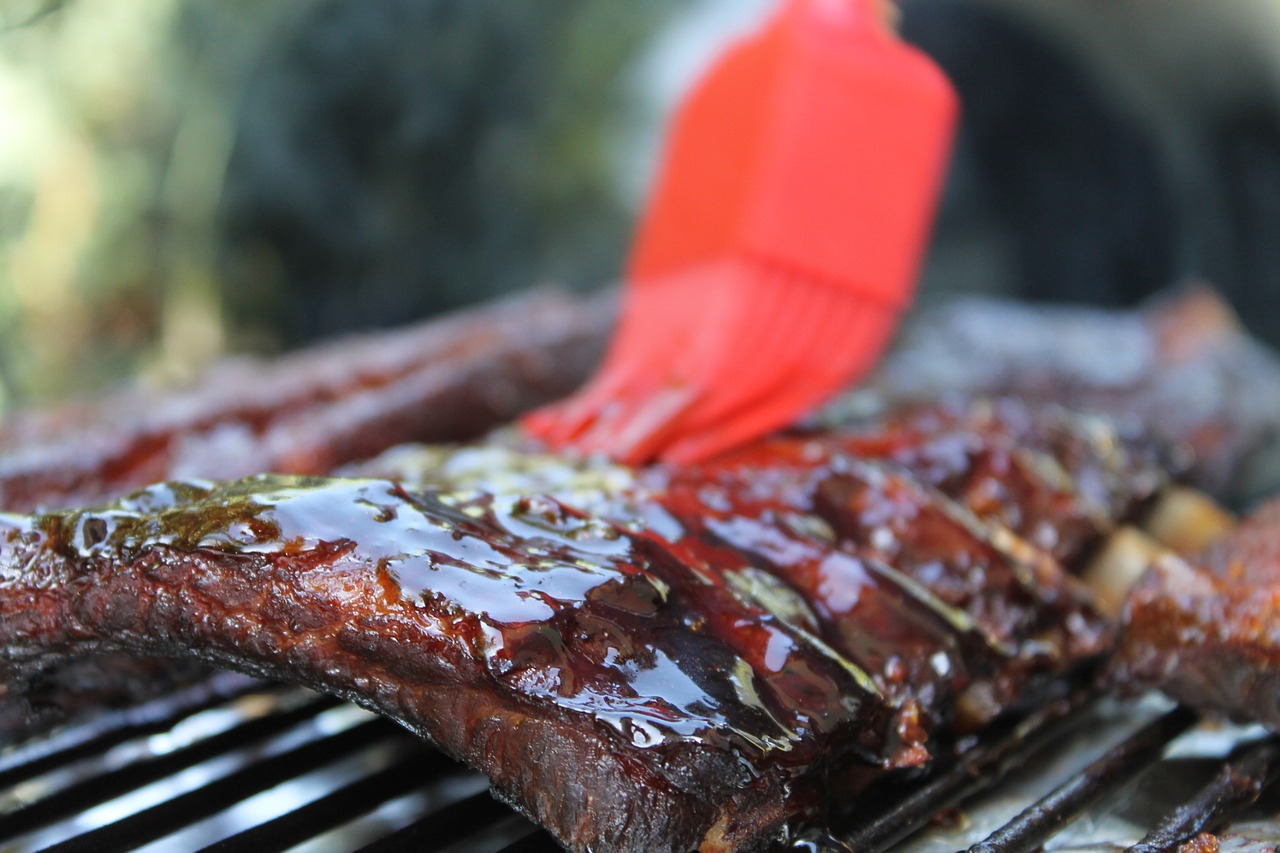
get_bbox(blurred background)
[0,0,1278,414]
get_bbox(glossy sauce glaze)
[0,399,1168,851]
[347,399,1162,736]
[14,473,901,774]
[636,432,1113,733]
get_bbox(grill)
[2,675,1278,853]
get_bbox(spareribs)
[0,399,1163,852]
[1111,496,1280,730]
[2,285,1280,849]
[0,288,611,513]
[0,288,613,742]
[866,286,1280,503]
[6,284,1279,516]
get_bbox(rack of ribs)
[0,287,613,743]
[0,398,1168,852]
[5,284,1278,516]
[867,286,1280,504]
[1,285,1279,850]
[0,288,613,514]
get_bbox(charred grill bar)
[0,681,1277,852]
[838,684,1103,853]
[1128,736,1280,853]
[963,705,1200,853]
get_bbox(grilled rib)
[0,289,611,514]
[1112,497,1280,730]
[1,284,1277,847]
[866,286,1280,503]
[0,400,1162,852]
[6,284,1277,518]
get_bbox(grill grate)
[0,679,1277,853]
[839,685,1102,853]
[963,705,1201,853]
[1130,737,1280,853]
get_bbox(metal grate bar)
[839,686,1100,853]
[0,683,1274,853]
[0,673,264,787]
[353,789,518,853]
[965,705,1200,853]
[0,694,342,841]
[36,716,402,853]
[195,748,453,853]
[1129,736,1280,853]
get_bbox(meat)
[0,399,1162,852]
[0,288,611,740]
[7,284,1279,516]
[0,288,612,513]
[2,283,1279,847]
[1111,497,1280,729]
[865,286,1280,503]
[0,476,892,852]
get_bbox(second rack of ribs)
[0,399,1166,853]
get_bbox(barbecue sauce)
[0,397,1160,852]
[31,472,904,776]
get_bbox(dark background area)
[900,0,1280,337]
[0,0,1278,411]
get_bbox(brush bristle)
[527,259,899,465]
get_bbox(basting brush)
[525,0,957,464]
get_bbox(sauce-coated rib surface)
[0,400,1165,851]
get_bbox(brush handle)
[630,0,957,311]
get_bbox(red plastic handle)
[630,0,957,310]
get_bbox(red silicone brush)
[524,0,957,464]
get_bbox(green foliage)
[0,0,678,411]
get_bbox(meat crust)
[866,286,1280,503]
[0,289,612,740]
[2,283,1276,846]
[0,289,612,513]
[0,399,1161,851]
[0,478,895,852]
[1112,498,1280,729]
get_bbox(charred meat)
[0,289,610,514]
[7,284,1280,516]
[2,285,1279,848]
[866,286,1280,503]
[0,289,611,741]
[0,400,1163,852]
[1112,497,1280,729]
